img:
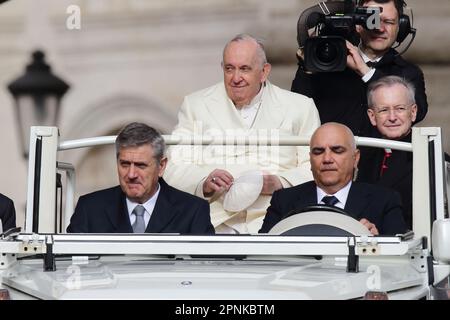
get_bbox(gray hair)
[367,75,416,109]
[223,33,268,67]
[115,122,165,161]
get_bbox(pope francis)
[164,34,321,234]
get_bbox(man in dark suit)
[259,122,406,235]
[291,0,427,137]
[67,122,214,234]
[357,76,416,229]
[0,193,16,232]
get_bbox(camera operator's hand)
[296,48,313,74]
[346,41,371,77]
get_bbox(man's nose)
[387,110,398,122]
[231,70,242,82]
[127,164,137,178]
[372,21,386,34]
[322,149,334,162]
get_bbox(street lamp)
[7,50,70,158]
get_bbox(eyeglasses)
[372,104,414,116]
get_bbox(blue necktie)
[321,195,339,207]
[132,205,146,233]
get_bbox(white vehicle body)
[1,126,449,300]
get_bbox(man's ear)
[261,63,271,82]
[367,108,377,126]
[158,157,168,177]
[411,104,418,122]
[354,148,361,168]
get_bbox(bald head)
[311,123,357,151]
[309,123,360,194]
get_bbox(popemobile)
[1,125,449,300]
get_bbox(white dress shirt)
[126,183,161,229]
[358,45,382,83]
[237,85,264,129]
[316,181,352,210]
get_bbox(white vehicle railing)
[0,234,410,256]
[56,135,412,151]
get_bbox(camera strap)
[318,2,331,15]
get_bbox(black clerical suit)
[291,48,428,137]
[67,178,214,234]
[259,181,407,235]
[357,133,412,229]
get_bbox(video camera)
[297,1,381,72]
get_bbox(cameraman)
[291,0,427,137]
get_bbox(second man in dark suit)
[259,122,407,235]
[357,75,416,229]
[67,122,214,234]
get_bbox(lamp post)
[7,50,70,158]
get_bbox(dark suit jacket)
[291,48,428,137]
[0,193,16,231]
[259,181,407,235]
[357,134,412,229]
[67,178,214,234]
